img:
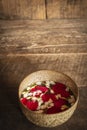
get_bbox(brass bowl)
[18,70,79,127]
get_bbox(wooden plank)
[0,87,87,130]
[0,19,87,54]
[0,43,87,54]
[30,0,46,19]
[1,0,31,19]
[1,0,87,19]
[0,19,87,28]
[0,0,46,19]
[0,19,87,87]
[46,0,87,19]
[0,54,87,87]
[0,0,87,20]
[0,0,3,18]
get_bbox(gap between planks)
[0,53,86,57]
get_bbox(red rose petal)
[52,83,70,98]
[54,99,67,108]
[20,98,28,105]
[52,86,61,94]
[54,88,70,98]
[46,106,62,114]
[36,86,48,93]
[52,83,66,94]
[50,94,57,101]
[27,100,38,111]
[41,94,50,102]
[60,90,70,98]
[41,93,56,102]
[30,87,37,92]
[56,82,66,89]
[30,85,48,93]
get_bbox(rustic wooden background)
[0,0,87,19]
[0,19,87,87]
[0,1,87,129]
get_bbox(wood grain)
[30,0,46,19]
[0,54,87,87]
[46,0,87,19]
[0,0,87,19]
[0,19,87,54]
[0,19,87,28]
[0,19,87,87]
[0,0,46,19]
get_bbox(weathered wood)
[0,19,87,54]
[0,19,87,87]
[1,0,31,19]
[1,44,87,54]
[30,0,46,19]
[0,0,46,19]
[0,87,87,130]
[46,0,87,19]
[0,0,87,19]
[0,19,87,28]
[0,54,87,87]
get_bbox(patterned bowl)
[18,70,79,127]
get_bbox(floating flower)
[53,99,67,108]
[20,81,75,114]
[41,93,56,102]
[20,98,28,105]
[46,106,62,114]
[52,83,70,98]
[27,100,38,111]
[30,85,48,93]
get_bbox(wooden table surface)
[0,19,87,130]
[0,19,87,86]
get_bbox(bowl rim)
[18,70,79,116]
